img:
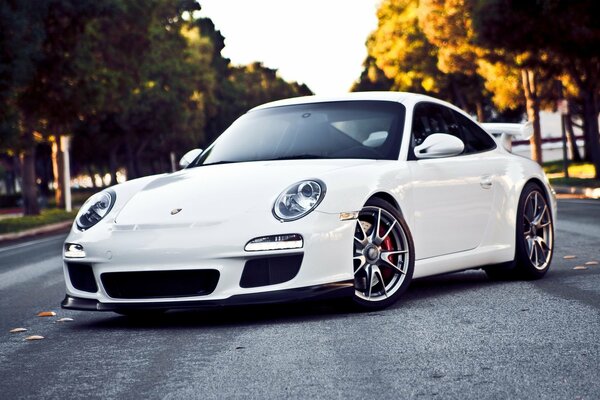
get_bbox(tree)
[72,0,205,180]
[351,56,394,92]
[367,0,443,94]
[355,0,490,119]
[417,0,548,162]
[227,62,312,119]
[0,0,48,214]
[417,0,489,121]
[472,0,600,177]
[17,0,106,208]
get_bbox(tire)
[485,182,554,280]
[351,198,415,310]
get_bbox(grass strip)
[0,209,77,234]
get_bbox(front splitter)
[61,280,354,311]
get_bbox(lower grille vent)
[240,254,303,288]
[101,270,219,299]
[67,263,98,293]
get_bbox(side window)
[410,102,462,158]
[452,111,497,153]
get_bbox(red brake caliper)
[379,226,395,280]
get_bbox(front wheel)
[352,198,415,310]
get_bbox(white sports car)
[61,92,556,314]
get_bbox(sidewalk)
[553,185,600,199]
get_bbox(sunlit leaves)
[24,335,45,341]
[37,311,57,317]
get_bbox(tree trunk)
[581,88,600,179]
[521,69,543,164]
[125,139,138,179]
[9,155,20,194]
[50,134,65,208]
[87,165,98,189]
[565,113,582,162]
[450,79,469,114]
[134,139,149,177]
[20,130,40,216]
[475,101,485,123]
[108,149,119,186]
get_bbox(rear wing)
[481,122,533,152]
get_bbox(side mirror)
[414,134,464,159]
[179,148,203,168]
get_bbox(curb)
[552,185,600,199]
[0,220,73,242]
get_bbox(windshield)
[193,101,406,167]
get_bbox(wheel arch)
[525,177,552,203]
[367,191,402,216]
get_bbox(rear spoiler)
[481,122,533,152]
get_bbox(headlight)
[76,190,116,230]
[273,180,325,221]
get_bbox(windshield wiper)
[196,160,238,167]
[196,155,328,167]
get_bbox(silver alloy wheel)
[523,191,553,270]
[353,206,410,302]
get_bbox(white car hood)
[115,159,374,226]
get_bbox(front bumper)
[61,281,354,311]
[61,210,357,309]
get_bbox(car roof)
[250,91,447,112]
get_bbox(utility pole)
[61,136,72,212]
[558,99,570,179]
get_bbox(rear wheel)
[352,198,415,309]
[485,182,554,280]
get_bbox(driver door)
[408,102,497,259]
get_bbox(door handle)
[480,175,493,189]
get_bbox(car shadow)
[67,269,518,331]
[402,269,502,303]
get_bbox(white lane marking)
[0,256,62,291]
[0,235,65,254]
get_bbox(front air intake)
[240,254,303,288]
[101,270,219,299]
[67,263,98,293]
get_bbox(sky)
[198,0,381,95]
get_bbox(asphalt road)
[1,199,599,399]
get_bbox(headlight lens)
[76,190,116,230]
[273,180,325,221]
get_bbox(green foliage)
[0,209,77,234]
[226,62,312,123]
[355,0,490,119]
[472,0,600,175]
[351,56,394,92]
[368,0,442,94]
[193,19,312,146]
[0,0,46,150]
[1,0,314,186]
